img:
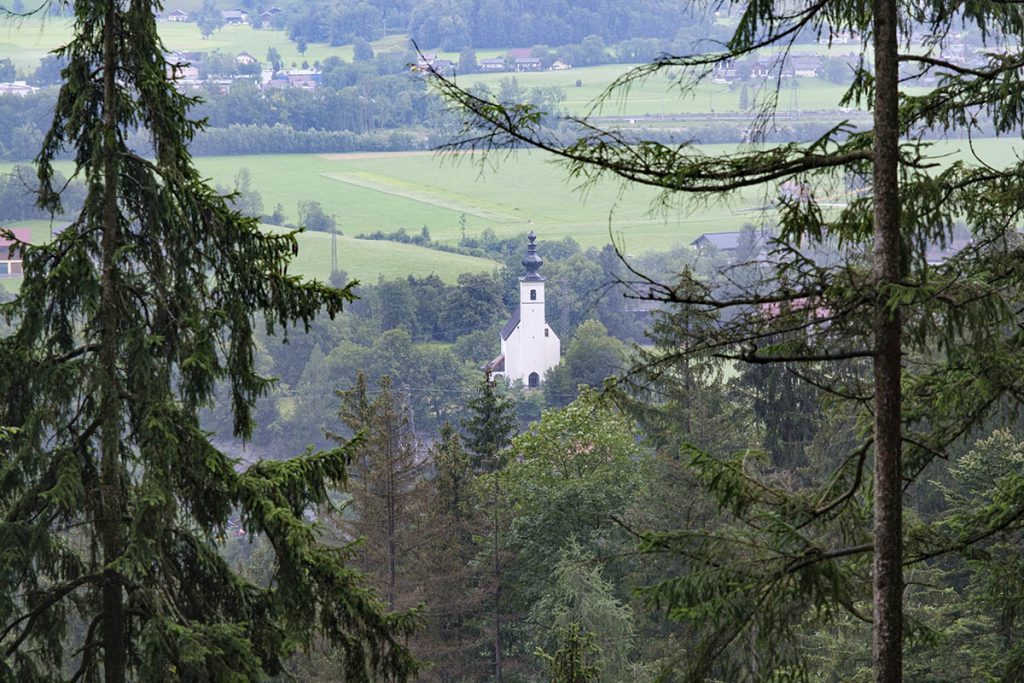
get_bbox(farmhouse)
[165,9,188,22]
[484,232,561,388]
[792,55,822,78]
[691,231,742,253]
[514,57,542,71]
[478,57,505,71]
[283,69,320,89]
[0,228,31,276]
[712,57,737,81]
[236,51,258,66]
[259,7,283,27]
[221,9,247,24]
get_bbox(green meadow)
[463,64,927,118]
[0,218,499,292]
[193,150,746,251]
[4,138,1024,290]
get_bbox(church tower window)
[530,289,536,300]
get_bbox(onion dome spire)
[521,231,544,281]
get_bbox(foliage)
[461,376,517,471]
[0,1,417,678]
[530,541,635,682]
[543,319,624,407]
[334,373,426,610]
[297,198,335,232]
[412,423,489,679]
[431,0,1024,679]
[535,623,603,683]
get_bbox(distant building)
[514,57,542,71]
[236,51,258,65]
[484,232,561,388]
[283,69,320,89]
[221,9,247,24]
[259,7,283,27]
[165,52,200,81]
[165,62,200,80]
[413,56,454,75]
[478,57,505,71]
[550,60,571,70]
[791,55,822,78]
[0,81,38,96]
[691,231,742,252]
[165,9,189,22]
[712,57,737,81]
[0,227,31,276]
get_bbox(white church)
[484,232,560,388]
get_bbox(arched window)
[528,372,539,388]
[530,289,537,301]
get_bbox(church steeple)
[521,231,544,281]
[484,231,561,387]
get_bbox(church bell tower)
[484,231,561,387]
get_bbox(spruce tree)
[335,373,426,611]
[415,422,487,680]
[0,1,416,679]
[462,377,517,681]
[432,1,1024,679]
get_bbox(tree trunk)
[387,415,397,610]
[493,467,503,683]
[871,0,903,680]
[99,2,126,681]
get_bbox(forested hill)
[288,0,716,50]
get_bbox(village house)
[221,9,247,24]
[0,82,38,96]
[712,57,738,81]
[164,9,188,22]
[413,55,453,75]
[430,58,454,75]
[478,57,505,71]
[514,57,542,72]
[259,7,283,28]
[792,55,822,78]
[283,69,320,89]
[164,51,200,81]
[691,231,742,253]
[0,228,31,276]
[484,232,561,388]
[236,51,258,66]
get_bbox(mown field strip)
[320,172,525,223]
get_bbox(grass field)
[0,218,499,292]
[193,150,738,251]
[4,138,1024,286]
[462,65,921,118]
[0,16,404,74]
